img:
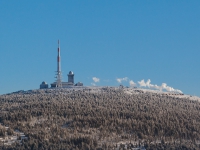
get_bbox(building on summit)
[68,71,74,83]
[40,40,83,89]
[50,71,77,88]
[40,81,48,89]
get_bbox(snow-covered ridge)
[123,87,200,102]
[2,86,200,102]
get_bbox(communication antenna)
[55,40,62,88]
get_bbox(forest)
[0,87,200,149]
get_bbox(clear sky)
[0,1,199,96]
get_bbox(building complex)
[40,40,83,89]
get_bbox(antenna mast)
[56,40,62,88]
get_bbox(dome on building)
[42,81,47,84]
[69,71,74,75]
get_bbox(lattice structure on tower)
[55,40,62,88]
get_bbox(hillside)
[0,87,200,149]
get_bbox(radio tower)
[56,40,62,88]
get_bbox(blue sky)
[0,1,199,96]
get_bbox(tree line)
[0,87,200,149]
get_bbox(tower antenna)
[56,40,62,88]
